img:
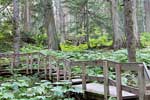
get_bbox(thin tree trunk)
[13,0,20,66]
[58,0,66,43]
[110,0,125,50]
[60,14,66,43]
[144,0,150,32]
[134,0,140,46]
[44,0,59,50]
[24,0,31,32]
[124,0,138,62]
[84,1,90,48]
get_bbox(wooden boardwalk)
[0,51,150,100]
[73,83,137,99]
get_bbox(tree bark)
[124,0,138,62]
[84,1,90,48]
[58,0,66,43]
[110,0,125,50]
[24,0,31,33]
[44,0,59,50]
[144,0,150,32]
[13,0,20,66]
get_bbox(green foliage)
[109,97,117,100]
[32,33,47,46]
[61,33,112,51]
[0,75,75,100]
[60,43,88,52]
[0,20,13,52]
[21,44,43,53]
[141,32,150,47]
[137,48,150,64]
[90,35,112,48]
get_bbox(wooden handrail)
[67,59,147,100]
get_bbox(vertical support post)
[30,54,33,74]
[115,64,122,100]
[138,64,145,100]
[49,56,52,80]
[37,53,40,74]
[103,61,109,100]
[44,56,47,79]
[67,61,72,82]
[64,60,67,80]
[11,55,14,74]
[13,54,16,67]
[26,54,29,74]
[56,61,60,82]
[82,63,87,91]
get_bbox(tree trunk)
[144,0,150,32]
[110,0,125,50]
[58,0,66,43]
[24,0,31,33]
[84,1,90,48]
[124,0,138,62]
[13,0,20,66]
[60,14,66,43]
[44,0,59,50]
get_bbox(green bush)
[21,44,43,53]
[60,43,88,52]
[61,33,112,51]
[141,32,150,47]
[90,35,112,48]
[32,33,47,46]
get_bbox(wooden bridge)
[0,51,150,100]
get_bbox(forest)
[0,0,150,100]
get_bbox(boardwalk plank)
[73,83,137,99]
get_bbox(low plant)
[0,75,76,100]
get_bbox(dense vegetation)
[1,0,150,99]
[0,75,78,100]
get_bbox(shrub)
[60,43,88,52]
[141,32,150,47]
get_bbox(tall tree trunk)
[44,0,59,50]
[13,0,20,66]
[110,0,125,50]
[124,0,138,62]
[60,14,66,43]
[84,1,90,48]
[144,0,150,32]
[138,0,145,32]
[58,0,66,43]
[24,0,31,33]
[134,0,140,47]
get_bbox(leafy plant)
[141,32,150,47]
[0,75,75,100]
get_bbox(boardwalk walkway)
[0,51,150,100]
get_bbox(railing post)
[11,55,14,74]
[116,64,122,100]
[44,56,47,79]
[56,61,60,82]
[48,56,52,80]
[26,54,29,74]
[30,54,33,74]
[138,64,145,100]
[103,61,109,100]
[82,63,87,91]
[67,60,72,82]
[64,60,67,80]
[37,53,40,74]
